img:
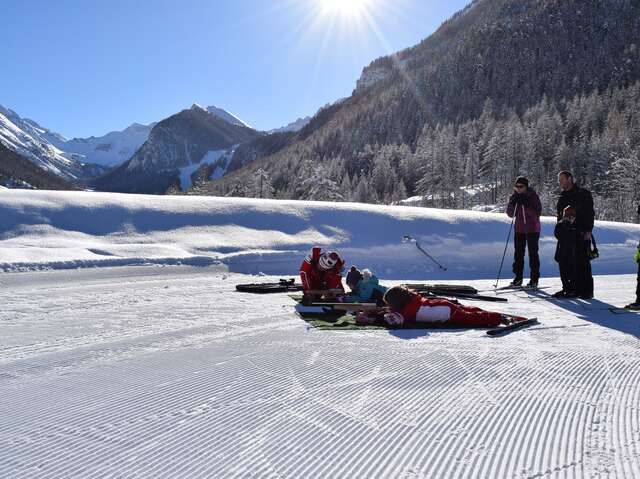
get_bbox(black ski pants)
[512,233,540,281]
[574,239,594,297]
[557,240,576,294]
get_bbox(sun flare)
[318,0,373,19]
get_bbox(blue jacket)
[345,270,388,304]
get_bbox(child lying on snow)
[357,286,525,328]
[343,266,388,306]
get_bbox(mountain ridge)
[93,105,261,194]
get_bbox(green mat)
[299,313,476,331]
[290,294,471,331]
[302,313,390,330]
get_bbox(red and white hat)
[318,251,342,271]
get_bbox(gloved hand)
[356,311,376,325]
[514,193,528,206]
[383,312,404,326]
[634,246,640,264]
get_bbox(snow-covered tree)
[296,165,344,202]
[252,168,275,199]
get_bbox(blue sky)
[1,0,470,138]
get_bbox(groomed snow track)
[1,267,640,478]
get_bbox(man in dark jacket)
[506,176,542,287]
[553,171,595,299]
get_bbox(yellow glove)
[635,249,640,264]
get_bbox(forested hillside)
[0,143,73,190]
[192,0,640,222]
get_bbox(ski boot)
[552,290,577,299]
[500,314,527,326]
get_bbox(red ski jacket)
[299,247,345,291]
[396,296,502,328]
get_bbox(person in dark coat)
[553,171,595,299]
[506,176,542,287]
[554,206,579,296]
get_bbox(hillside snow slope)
[1,190,638,279]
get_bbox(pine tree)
[605,144,640,221]
[296,165,344,202]
[226,179,249,197]
[354,176,371,203]
[253,168,275,199]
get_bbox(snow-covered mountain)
[0,142,72,190]
[0,101,318,193]
[204,105,251,128]
[0,105,85,180]
[58,105,246,169]
[0,103,254,185]
[94,104,261,194]
[268,116,311,134]
[59,105,248,169]
[52,122,155,168]
[266,100,347,135]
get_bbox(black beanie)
[346,266,363,286]
[515,177,529,188]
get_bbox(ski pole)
[494,215,515,288]
[403,235,448,271]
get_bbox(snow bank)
[0,190,638,279]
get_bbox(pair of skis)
[236,278,303,293]
[486,317,539,336]
[405,283,508,303]
[487,285,551,295]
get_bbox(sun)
[318,0,373,19]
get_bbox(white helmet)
[318,251,342,271]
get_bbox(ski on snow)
[491,285,552,295]
[610,306,640,314]
[486,317,539,337]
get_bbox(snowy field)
[1,190,639,279]
[1,190,640,478]
[1,267,640,478]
